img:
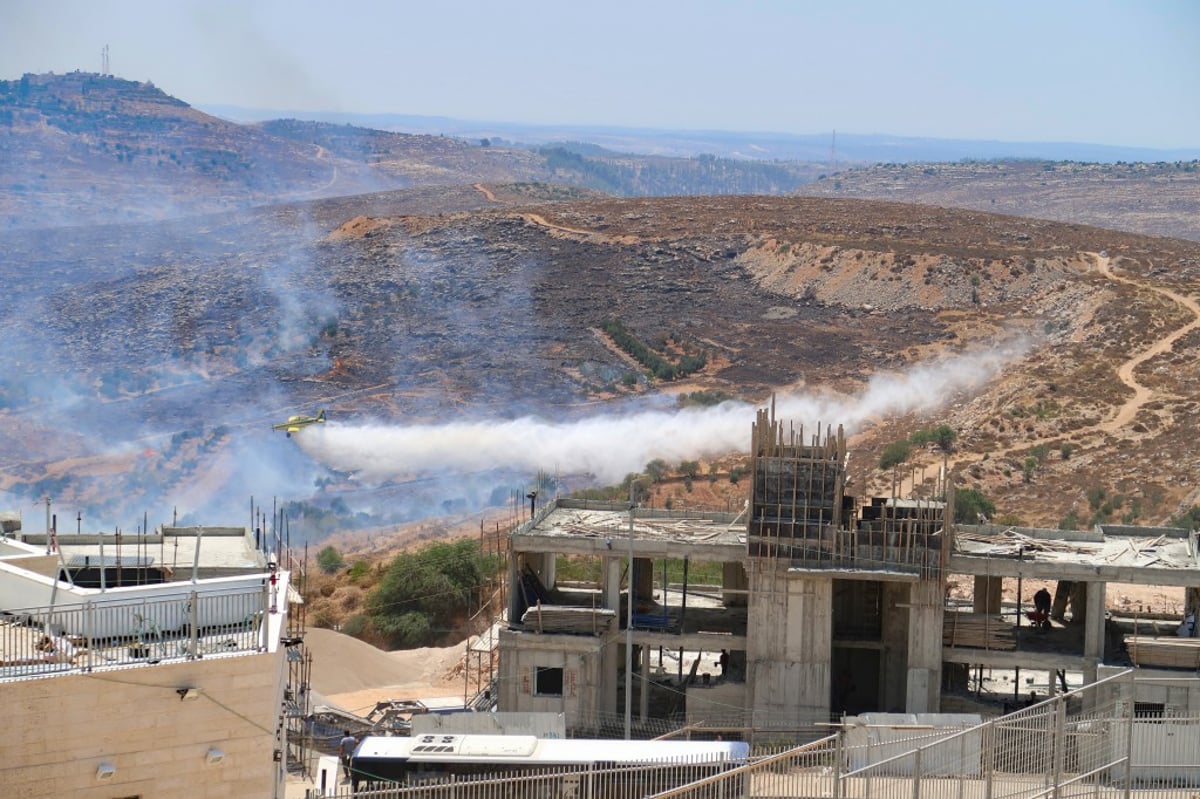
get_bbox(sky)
[2,0,1198,149]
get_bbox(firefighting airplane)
[272,409,327,437]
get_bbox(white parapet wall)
[845,713,984,775]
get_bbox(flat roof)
[511,500,745,560]
[951,525,1199,586]
[26,529,267,572]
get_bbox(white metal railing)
[0,587,269,679]
[301,671,1200,799]
[316,756,758,799]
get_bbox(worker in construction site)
[1033,587,1053,630]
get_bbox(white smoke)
[294,342,1025,485]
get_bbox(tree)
[954,488,995,524]
[678,460,700,480]
[645,459,669,483]
[316,545,345,574]
[367,539,493,648]
[931,425,958,452]
[1022,456,1039,483]
[880,440,912,470]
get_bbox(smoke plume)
[295,343,1024,485]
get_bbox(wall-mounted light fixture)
[176,687,200,701]
[96,762,116,781]
[205,747,225,765]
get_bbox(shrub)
[341,613,371,639]
[645,459,669,483]
[367,538,496,649]
[880,440,912,470]
[1059,511,1082,530]
[954,488,995,524]
[316,545,345,574]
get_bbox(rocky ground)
[3,189,1200,535]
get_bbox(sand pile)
[305,627,469,715]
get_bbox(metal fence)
[0,586,269,678]
[304,671,1200,799]
[313,754,773,799]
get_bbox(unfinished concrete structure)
[497,404,1200,733]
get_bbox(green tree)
[367,539,494,648]
[678,460,700,480]
[954,488,995,524]
[645,459,669,483]
[1022,456,1039,482]
[316,545,345,574]
[880,440,913,470]
[931,425,958,452]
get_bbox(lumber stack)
[520,604,616,635]
[943,611,1016,650]
[1128,635,1200,670]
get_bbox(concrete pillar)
[633,557,654,607]
[747,570,832,724]
[881,582,911,711]
[526,552,556,591]
[508,553,523,621]
[1051,580,1074,621]
[603,557,622,612]
[906,580,944,713]
[972,575,1003,614]
[722,561,749,607]
[600,639,620,717]
[1083,581,1106,684]
[1070,582,1087,624]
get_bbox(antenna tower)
[101,44,110,77]
[831,129,837,173]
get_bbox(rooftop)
[950,524,1200,586]
[511,500,746,560]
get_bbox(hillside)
[799,160,1200,242]
[0,72,824,229]
[2,188,1200,536]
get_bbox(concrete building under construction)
[497,403,1200,734]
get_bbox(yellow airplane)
[272,409,326,437]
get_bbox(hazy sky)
[3,0,1198,148]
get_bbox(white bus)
[348,733,749,797]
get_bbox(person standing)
[339,729,358,775]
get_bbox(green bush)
[367,539,496,649]
[341,613,371,639]
[954,488,995,524]
[880,440,913,470]
[316,545,345,574]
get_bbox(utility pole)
[624,481,635,739]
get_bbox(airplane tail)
[317,410,327,423]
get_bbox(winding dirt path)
[520,212,645,245]
[893,252,1200,497]
[1094,254,1200,433]
[472,183,499,202]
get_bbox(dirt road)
[895,252,1200,497]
